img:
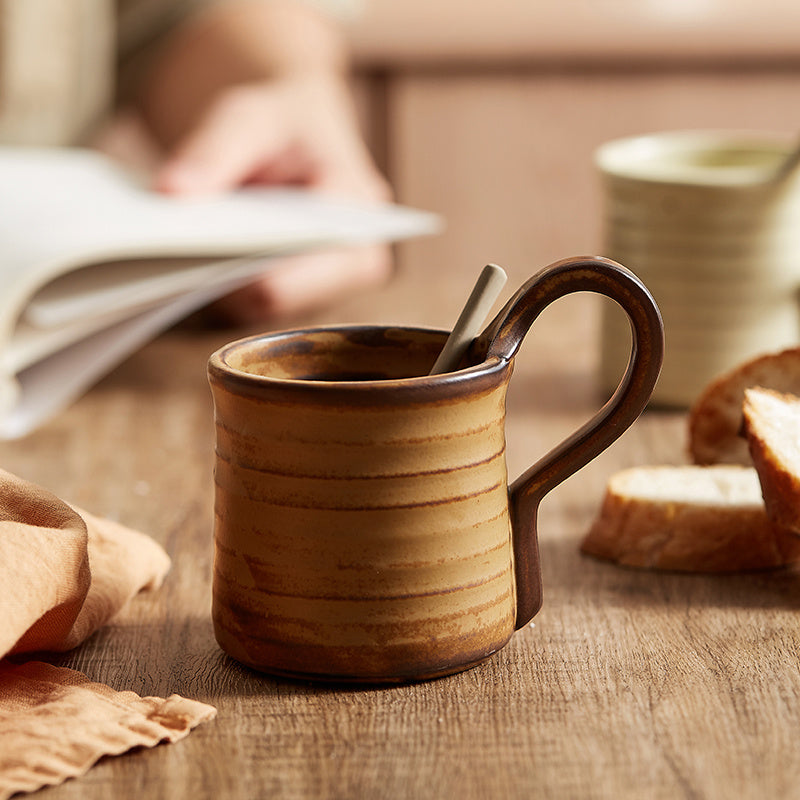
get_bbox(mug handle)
[473,256,664,629]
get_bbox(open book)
[0,147,441,439]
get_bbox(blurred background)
[342,0,800,327]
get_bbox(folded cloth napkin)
[0,468,216,799]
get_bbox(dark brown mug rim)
[208,325,510,402]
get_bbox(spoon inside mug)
[673,134,800,188]
[733,135,800,186]
[429,263,507,375]
[769,137,800,183]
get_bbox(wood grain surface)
[3,283,798,800]
[4,67,800,800]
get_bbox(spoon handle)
[429,263,507,375]
[773,140,800,183]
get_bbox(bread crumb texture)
[581,465,800,572]
[688,347,800,465]
[743,386,800,537]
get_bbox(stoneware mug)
[596,129,800,406]
[208,256,664,683]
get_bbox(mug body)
[208,326,517,682]
[596,130,800,406]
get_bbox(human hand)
[130,0,394,323]
[154,74,392,322]
[155,73,386,199]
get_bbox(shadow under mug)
[208,256,664,683]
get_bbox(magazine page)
[0,146,442,436]
[0,256,279,439]
[0,146,440,338]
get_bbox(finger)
[210,246,392,323]
[155,86,291,195]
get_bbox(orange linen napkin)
[0,468,216,799]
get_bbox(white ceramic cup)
[596,130,800,407]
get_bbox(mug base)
[214,622,512,685]
[221,648,503,685]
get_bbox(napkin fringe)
[0,661,216,800]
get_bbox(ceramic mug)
[596,129,800,406]
[208,256,663,682]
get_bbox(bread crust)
[742,387,800,539]
[688,347,800,465]
[580,465,800,572]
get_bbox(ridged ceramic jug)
[596,130,800,406]
[208,256,663,682]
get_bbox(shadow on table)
[47,531,800,704]
[539,534,800,612]
[101,616,430,698]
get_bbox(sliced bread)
[580,464,800,572]
[688,347,800,465]
[742,386,800,536]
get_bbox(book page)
[0,146,442,435]
[0,146,440,327]
[0,258,277,439]
[4,255,274,372]
[23,255,273,328]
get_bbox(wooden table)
[2,248,799,800]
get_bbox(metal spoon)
[769,137,800,183]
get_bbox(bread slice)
[742,386,800,536]
[580,465,800,571]
[688,347,800,465]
